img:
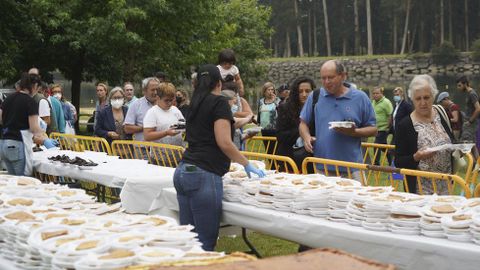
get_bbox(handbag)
[434,105,467,174]
[292,144,311,167]
[452,149,467,174]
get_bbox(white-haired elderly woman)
[95,86,132,144]
[394,74,454,195]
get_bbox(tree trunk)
[440,0,444,44]
[408,21,417,53]
[419,20,426,52]
[393,11,398,54]
[294,0,304,57]
[70,52,85,133]
[354,0,361,55]
[313,2,318,56]
[285,30,291,57]
[448,0,453,42]
[400,0,411,54]
[308,8,312,56]
[340,0,347,56]
[465,0,469,51]
[366,0,373,55]
[322,0,331,56]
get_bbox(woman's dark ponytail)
[19,72,41,94]
[188,64,222,121]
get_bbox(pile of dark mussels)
[47,155,98,166]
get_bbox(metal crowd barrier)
[246,136,394,166]
[302,157,471,198]
[38,134,475,200]
[111,140,184,168]
[245,136,278,155]
[361,142,394,166]
[49,132,112,155]
[240,151,299,174]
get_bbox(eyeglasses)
[125,88,134,91]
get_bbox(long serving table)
[153,187,480,270]
[32,149,175,213]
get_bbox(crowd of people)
[1,47,479,251]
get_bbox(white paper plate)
[244,127,262,135]
[445,233,472,242]
[390,228,420,235]
[419,220,442,230]
[390,219,420,228]
[27,225,79,249]
[362,223,389,232]
[390,223,420,232]
[328,121,355,129]
[74,249,137,269]
[136,247,185,264]
[421,230,446,238]
[441,215,472,229]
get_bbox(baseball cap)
[436,92,449,103]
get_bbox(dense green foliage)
[472,39,480,62]
[0,0,271,117]
[431,42,460,66]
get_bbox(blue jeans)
[0,139,26,176]
[173,162,223,251]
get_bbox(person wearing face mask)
[175,89,190,118]
[94,87,131,144]
[0,72,57,176]
[51,84,76,134]
[221,90,256,149]
[390,87,413,142]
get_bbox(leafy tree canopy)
[0,0,271,109]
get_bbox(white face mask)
[231,104,239,114]
[111,98,124,109]
[53,93,62,100]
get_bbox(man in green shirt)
[372,86,393,165]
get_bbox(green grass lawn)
[216,232,299,257]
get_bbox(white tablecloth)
[32,149,175,213]
[157,188,480,270]
[120,169,175,214]
[0,258,19,270]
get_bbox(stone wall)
[264,54,480,86]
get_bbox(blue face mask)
[393,95,401,103]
